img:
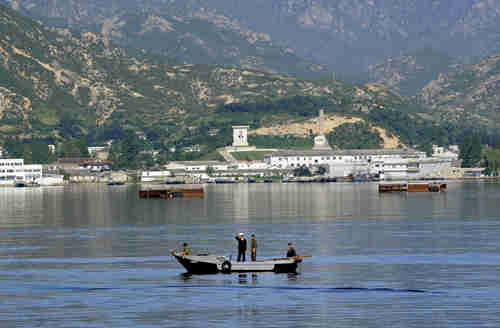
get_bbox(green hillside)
[1,4,500,167]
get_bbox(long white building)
[265,149,426,168]
[0,159,43,185]
[264,148,459,180]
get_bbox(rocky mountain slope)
[4,0,500,74]
[419,55,500,128]
[2,3,499,158]
[368,48,457,97]
[366,48,500,130]
[249,114,403,149]
[0,4,416,146]
[0,0,326,77]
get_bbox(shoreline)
[1,177,498,188]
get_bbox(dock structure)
[139,187,204,199]
[378,183,408,192]
[379,182,447,193]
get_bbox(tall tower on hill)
[312,109,333,151]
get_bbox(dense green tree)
[22,144,33,164]
[327,122,383,149]
[58,138,89,158]
[138,153,155,168]
[2,138,54,163]
[31,139,49,164]
[109,130,143,169]
[482,147,500,175]
[58,112,84,138]
[248,135,313,149]
[460,135,482,168]
[3,137,24,158]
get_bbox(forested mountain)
[4,0,500,74]
[0,0,326,77]
[1,3,500,165]
[0,5,425,152]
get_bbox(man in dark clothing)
[250,234,257,261]
[286,242,297,258]
[235,233,247,262]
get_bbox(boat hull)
[172,252,300,274]
[174,255,219,274]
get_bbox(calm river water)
[1,182,499,327]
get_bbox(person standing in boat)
[286,242,297,258]
[181,243,191,256]
[235,233,247,262]
[250,234,257,261]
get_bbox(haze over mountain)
[2,2,500,161]
[4,0,500,75]
[1,0,327,77]
[1,3,428,153]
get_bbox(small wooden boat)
[139,188,204,199]
[171,250,310,274]
[379,182,446,193]
[15,181,40,188]
[107,181,125,186]
[165,180,186,185]
[215,178,236,184]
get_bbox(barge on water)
[379,182,447,193]
[139,187,204,199]
[171,250,309,274]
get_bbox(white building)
[88,146,109,155]
[183,144,201,153]
[141,170,172,182]
[0,159,43,185]
[265,149,426,169]
[264,148,457,180]
[24,164,43,182]
[39,175,64,186]
[232,126,249,147]
[379,157,461,180]
[79,162,111,172]
[48,144,56,154]
[432,144,459,160]
[164,161,230,173]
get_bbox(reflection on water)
[1,182,500,327]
